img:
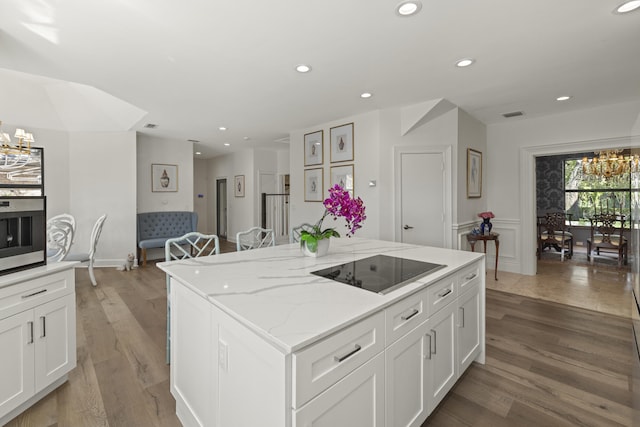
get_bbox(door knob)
[403,225,414,230]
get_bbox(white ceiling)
[0,0,638,158]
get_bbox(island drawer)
[292,311,385,409]
[385,290,427,345]
[458,262,481,296]
[0,269,74,320]
[426,274,457,317]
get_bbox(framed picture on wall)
[152,164,178,192]
[467,148,482,198]
[304,168,323,202]
[304,130,323,166]
[330,164,354,197]
[234,175,245,197]
[330,122,354,163]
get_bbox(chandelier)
[0,121,35,170]
[581,149,640,179]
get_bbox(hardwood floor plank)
[505,400,578,427]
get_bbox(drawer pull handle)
[438,289,452,298]
[425,334,432,360]
[430,329,437,354]
[334,344,362,363]
[401,309,419,321]
[464,273,477,281]
[28,321,34,344]
[21,289,47,299]
[41,316,46,338]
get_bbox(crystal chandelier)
[0,121,35,170]
[581,149,640,179]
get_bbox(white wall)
[488,100,640,274]
[194,158,209,232]
[136,134,194,213]
[69,131,137,265]
[290,111,381,240]
[457,110,487,226]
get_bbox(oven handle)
[21,289,47,299]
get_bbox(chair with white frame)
[236,227,275,251]
[290,223,314,243]
[66,214,107,286]
[46,213,76,263]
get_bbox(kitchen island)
[158,237,485,427]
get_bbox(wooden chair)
[66,214,107,286]
[587,213,628,267]
[290,223,314,243]
[46,213,76,262]
[164,232,220,364]
[537,212,573,261]
[236,227,275,251]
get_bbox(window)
[564,158,631,227]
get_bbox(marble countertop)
[158,238,484,353]
[0,261,78,290]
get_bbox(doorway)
[394,146,451,248]
[216,178,227,239]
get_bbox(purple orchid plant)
[300,184,367,252]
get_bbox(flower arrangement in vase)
[477,211,495,235]
[300,184,367,257]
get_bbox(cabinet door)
[34,293,76,391]
[385,322,429,427]
[294,353,384,427]
[457,283,481,373]
[0,310,35,419]
[426,301,457,412]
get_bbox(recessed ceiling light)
[195,151,202,155]
[615,0,640,13]
[296,64,312,73]
[455,58,475,67]
[224,143,230,146]
[243,136,250,140]
[556,95,572,101]
[396,1,422,16]
[219,126,227,131]
[360,92,373,99]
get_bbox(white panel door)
[427,301,458,412]
[0,310,35,419]
[34,294,76,391]
[457,284,481,373]
[400,152,445,247]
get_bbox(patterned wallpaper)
[536,152,593,216]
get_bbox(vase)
[301,238,330,257]
[480,218,492,235]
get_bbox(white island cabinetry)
[0,265,77,425]
[160,238,485,427]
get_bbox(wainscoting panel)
[455,218,521,274]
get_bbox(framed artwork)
[304,168,323,202]
[152,164,178,192]
[304,130,323,166]
[234,175,245,197]
[330,164,354,196]
[467,148,482,198]
[330,122,354,163]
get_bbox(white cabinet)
[426,301,457,412]
[294,353,385,427]
[0,267,76,425]
[457,282,481,373]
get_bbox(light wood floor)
[5,244,638,427]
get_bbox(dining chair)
[537,212,573,261]
[236,227,275,251]
[46,213,76,262]
[290,223,314,243]
[164,231,220,364]
[587,213,628,267]
[66,214,107,286]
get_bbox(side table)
[466,232,499,280]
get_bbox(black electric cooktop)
[311,255,446,295]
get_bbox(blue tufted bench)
[137,211,198,266]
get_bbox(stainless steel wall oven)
[0,197,46,275]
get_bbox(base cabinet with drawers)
[0,266,77,425]
[168,258,484,427]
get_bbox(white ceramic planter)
[301,238,330,257]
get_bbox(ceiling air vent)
[187,139,200,143]
[144,123,158,129]
[502,111,524,118]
